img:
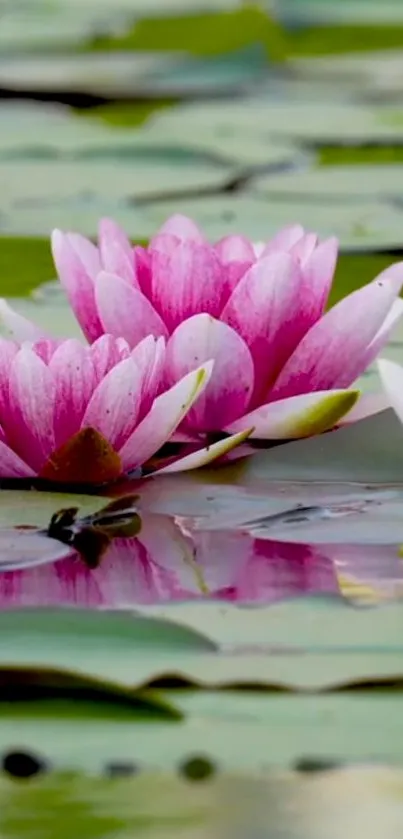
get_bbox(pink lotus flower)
[3,214,403,446]
[0,334,249,483]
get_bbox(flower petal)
[378,359,403,425]
[151,241,225,332]
[90,334,130,383]
[0,299,49,342]
[261,224,305,257]
[214,237,254,300]
[131,335,166,419]
[226,389,359,439]
[339,391,389,424]
[49,340,96,447]
[358,297,403,374]
[61,232,101,278]
[32,339,63,364]
[154,213,205,243]
[270,274,403,400]
[51,229,103,342]
[98,217,136,285]
[300,237,338,315]
[153,428,254,474]
[134,245,152,297]
[222,252,316,397]
[289,232,318,265]
[5,346,55,471]
[166,314,254,431]
[0,339,18,412]
[0,438,35,478]
[95,271,168,346]
[215,235,255,264]
[119,362,213,472]
[82,357,142,450]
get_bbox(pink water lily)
[3,214,403,443]
[0,334,250,483]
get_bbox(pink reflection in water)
[0,512,342,609]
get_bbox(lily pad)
[150,98,403,147]
[291,49,403,100]
[252,164,403,204]
[138,193,403,251]
[224,409,403,484]
[0,690,403,772]
[0,491,104,530]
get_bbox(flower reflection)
[0,512,341,609]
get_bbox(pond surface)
[1,1,403,835]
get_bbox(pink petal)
[119,362,213,472]
[358,298,403,374]
[95,271,168,346]
[51,229,103,342]
[32,339,62,364]
[166,314,254,431]
[377,359,403,425]
[261,224,305,257]
[62,232,101,279]
[214,237,254,300]
[215,235,255,264]
[0,438,34,477]
[289,232,318,265]
[154,214,205,243]
[90,334,130,383]
[81,357,142,450]
[222,252,316,399]
[131,335,166,419]
[134,245,152,297]
[49,340,96,447]
[5,346,55,472]
[300,237,338,315]
[153,428,253,474]
[226,389,359,439]
[98,218,136,286]
[270,274,403,400]
[0,339,18,413]
[150,241,225,332]
[0,300,49,342]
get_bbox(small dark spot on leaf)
[294,757,342,774]
[179,755,216,782]
[104,761,140,778]
[2,750,47,779]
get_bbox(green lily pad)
[290,50,403,99]
[138,193,403,251]
[0,491,104,530]
[282,0,403,26]
[0,690,403,773]
[227,409,403,484]
[150,99,403,147]
[252,164,403,203]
